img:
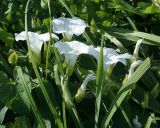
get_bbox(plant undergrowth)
[0,0,160,128]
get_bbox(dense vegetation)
[0,0,160,128]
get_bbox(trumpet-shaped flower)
[93,47,132,71]
[75,73,96,102]
[15,31,58,64]
[55,41,94,67]
[55,41,132,71]
[52,17,88,39]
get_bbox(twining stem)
[25,0,63,128]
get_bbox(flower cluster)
[15,17,133,102]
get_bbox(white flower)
[15,31,58,64]
[55,41,94,67]
[55,41,132,71]
[133,115,142,128]
[52,17,88,39]
[75,74,96,102]
[93,47,132,71]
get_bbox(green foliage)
[0,0,160,128]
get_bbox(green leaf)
[0,106,8,124]
[14,67,31,109]
[0,27,14,48]
[13,116,31,128]
[144,113,155,128]
[0,72,16,104]
[16,66,46,128]
[144,5,160,14]
[104,27,160,46]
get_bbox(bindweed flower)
[55,41,132,72]
[75,74,96,102]
[132,115,142,128]
[93,47,132,71]
[52,17,88,40]
[15,31,58,65]
[55,41,94,68]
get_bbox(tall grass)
[25,0,63,127]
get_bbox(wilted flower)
[128,60,142,80]
[133,39,143,60]
[52,17,88,40]
[55,41,132,71]
[75,74,96,102]
[15,31,58,64]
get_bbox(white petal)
[116,53,132,65]
[94,47,132,71]
[52,17,88,36]
[55,41,74,54]
[15,31,43,53]
[38,32,59,42]
[55,41,93,67]
[15,31,28,41]
[64,53,78,67]
[55,41,132,71]
[55,41,91,55]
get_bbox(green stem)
[122,11,138,31]
[45,0,52,79]
[25,0,63,128]
[62,101,67,128]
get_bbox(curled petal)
[38,32,59,42]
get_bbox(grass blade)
[101,58,150,128]
[95,35,104,128]
[25,0,63,127]
[144,113,160,128]
[105,27,160,46]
